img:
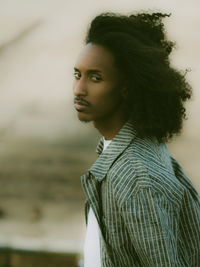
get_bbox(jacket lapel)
[81,120,137,228]
[89,121,137,182]
[81,172,102,226]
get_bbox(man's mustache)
[74,97,91,106]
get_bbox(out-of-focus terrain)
[0,133,98,266]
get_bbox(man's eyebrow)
[74,67,80,72]
[74,67,102,74]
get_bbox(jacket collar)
[89,120,137,182]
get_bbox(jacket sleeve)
[121,187,179,266]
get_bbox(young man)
[73,12,200,267]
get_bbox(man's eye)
[73,72,81,79]
[91,75,102,82]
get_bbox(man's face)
[73,43,125,123]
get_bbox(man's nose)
[73,78,87,97]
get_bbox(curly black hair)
[85,12,192,143]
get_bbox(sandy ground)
[0,136,98,257]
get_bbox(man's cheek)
[93,96,108,107]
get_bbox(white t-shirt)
[83,138,112,267]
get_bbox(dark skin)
[73,43,127,140]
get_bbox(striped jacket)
[81,121,200,266]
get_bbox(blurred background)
[0,0,199,266]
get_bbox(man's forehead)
[75,43,116,72]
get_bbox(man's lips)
[74,100,90,111]
[74,100,89,106]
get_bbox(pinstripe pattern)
[81,121,200,267]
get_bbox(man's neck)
[93,114,128,140]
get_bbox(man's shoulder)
[105,137,185,206]
[109,136,172,178]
